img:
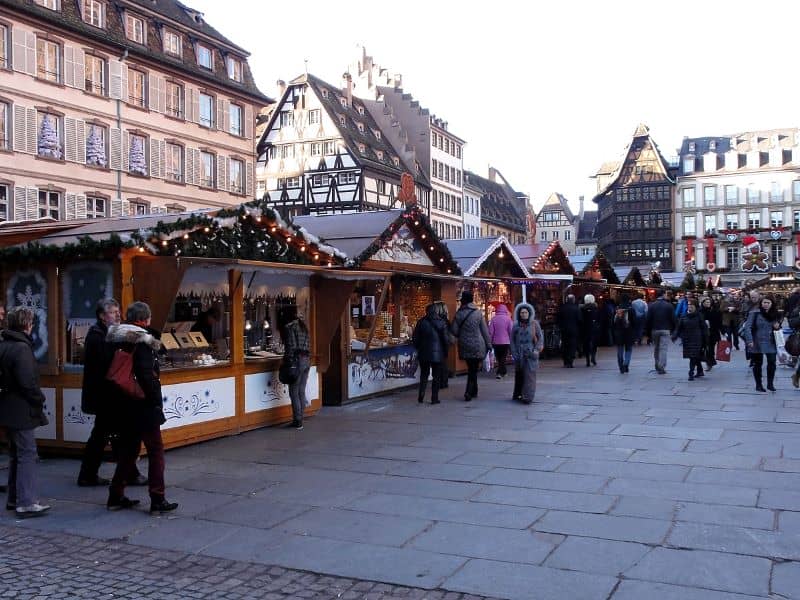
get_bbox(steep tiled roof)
[576,211,598,243]
[594,161,619,176]
[297,74,430,188]
[537,192,575,224]
[464,170,525,233]
[679,129,800,157]
[444,236,528,277]
[5,0,269,102]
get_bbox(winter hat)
[584,294,595,304]
[742,235,760,251]
[460,291,473,305]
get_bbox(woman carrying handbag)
[283,310,311,430]
[742,296,781,392]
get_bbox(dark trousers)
[689,357,704,376]
[752,353,776,387]
[493,345,509,376]
[582,337,597,365]
[724,324,740,349]
[418,361,441,402]
[79,411,140,481]
[513,367,523,400]
[561,335,577,366]
[464,358,481,398]
[111,424,165,500]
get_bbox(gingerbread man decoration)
[740,235,769,272]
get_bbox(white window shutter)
[109,59,122,99]
[111,198,123,217]
[245,105,253,140]
[122,132,130,172]
[23,32,36,76]
[150,138,165,178]
[73,48,85,88]
[186,148,195,185]
[217,154,227,191]
[64,46,76,88]
[65,192,77,220]
[109,128,122,170]
[25,108,36,155]
[75,194,87,219]
[158,77,166,114]
[120,63,128,103]
[64,117,77,162]
[13,105,28,153]
[13,187,26,221]
[148,74,160,112]
[25,187,37,220]
[246,160,254,198]
[216,99,225,132]
[193,149,201,186]
[188,87,199,123]
[12,28,27,74]
[122,199,130,216]
[76,120,85,163]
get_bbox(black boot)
[767,362,776,392]
[754,372,766,392]
[150,496,179,514]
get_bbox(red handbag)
[715,340,732,362]
[106,349,145,399]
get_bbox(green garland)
[0,234,135,262]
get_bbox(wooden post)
[363,275,390,355]
[229,268,244,365]
[119,249,136,310]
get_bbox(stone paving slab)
[543,536,651,575]
[533,510,671,544]
[611,580,765,600]
[667,521,800,560]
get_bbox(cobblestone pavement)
[0,524,495,599]
[2,345,800,599]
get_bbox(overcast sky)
[191,0,800,213]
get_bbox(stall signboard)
[372,225,433,265]
[348,344,419,399]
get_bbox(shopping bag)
[715,339,731,362]
[484,350,494,373]
[774,329,787,349]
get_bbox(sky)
[191,0,800,214]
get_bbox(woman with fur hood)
[510,302,544,404]
[106,301,178,514]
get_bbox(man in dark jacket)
[646,291,677,374]
[557,294,582,368]
[0,306,50,518]
[450,291,491,402]
[106,302,177,514]
[412,303,450,404]
[77,299,145,487]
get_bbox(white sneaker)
[15,503,51,518]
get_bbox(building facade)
[535,192,577,253]
[462,176,481,239]
[574,207,598,256]
[255,73,430,217]
[465,168,527,244]
[0,0,267,221]
[352,47,465,239]
[592,124,676,269]
[675,129,800,282]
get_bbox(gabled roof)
[444,236,528,277]
[593,161,620,177]
[278,74,430,188]
[614,265,649,286]
[511,241,575,275]
[679,129,800,158]
[537,192,575,224]
[576,211,598,243]
[571,250,619,283]
[464,170,525,233]
[592,124,675,199]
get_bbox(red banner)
[685,237,694,260]
[796,232,800,258]
[706,237,715,265]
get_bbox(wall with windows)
[429,123,465,238]
[462,186,481,239]
[0,2,262,222]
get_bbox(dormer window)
[82,0,105,28]
[340,97,347,108]
[357,106,364,115]
[125,13,145,44]
[197,44,212,70]
[376,150,383,160]
[392,157,400,167]
[688,142,696,153]
[34,0,60,9]
[358,143,365,153]
[339,116,346,127]
[226,56,242,82]
[163,29,182,57]
[374,130,381,140]
[709,140,716,151]
[321,89,329,98]
[357,123,364,133]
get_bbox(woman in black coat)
[580,294,600,367]
[673,301,708,381]
[699,296,722,370]
[412,303,450,404]
[612,300,636,374]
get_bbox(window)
[356,123,364,133]
[310,142,321,156]
[683,215,696,237]
[681,187,695,208]
[0,102,7,150]
[704,186,717,206]
[727,246,740,271]
[165,143,182,182]
[125,69,146,107]
[683,157,694,173]
[229,103,242,136]
[340,172,357,184]
[794,181,800,202]
[308,109,320,125]
[553,230,559,240]
[725,185,738,205]
[540,230,547,241]
[323,141,335,155]
[125,14,144,43]
[226,57,242,82]
[128,133,147,175]
[163,30,181,56]
[771,181,782,202]
[377,180,386,194]
[196,44,212,69]
[771,211,783,228]
[199,151,214,187]
[726,213,739,229]
[794,211,800,231]
[36,38,60,82]
[747,184,759,204]
[86,196,106,218]
[279,144,294,159]
[37,112,62,159]
[772,244,784,265]
[38,190,60,219]
[166,82,183,118]
[84,55,105,95]
[130,201,148,215]
[82,0,104,28]
[199,93,214,128]
[748,212,760,229]
[704,214,716,234]
[0,185,7,220]
[34,0,59,8]
[85,124,107,167]
[279,111,293,127]
[0,24,7,69]
[228,158,244,194]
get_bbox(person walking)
[450,291,491,402]
[645,291,676,374]
[557,294,582,368]
[673,301,708,381]
[699,296,722,371]
[631,294,648,345]
[0,307,50,518]
[613,298,636,374]
[412,303,450,404]
[284,310,311,430]
[720,293,742,350]
[742,296,781,392]
[432,301,451,389]
[488,304,513,379]
[580,294,600,367]
[77,298,145,487]
[510,303,544,404]
[741,290,762,368]
[106,302,177,514]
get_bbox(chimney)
[276,80,286,97]
[578,195,585,219]
[488,166,499,182]
[342,72,353,106]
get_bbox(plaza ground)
[2,343,800,599]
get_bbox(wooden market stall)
[0,202,358,452]
[293,203,461,404]
[743,265,800,312]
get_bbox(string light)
[183,234,189,240]
[204,227,210,233]
[138,246,145,253]
[421,234,426,239]
[300,245,306,252]
[161,240,168,247]
[271,226,277,232]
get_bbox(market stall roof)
[293,210,405,259]
[0,218,86,247]
[614,265,649,286]
[660,271,687,287]
[511,241,575,276]
[444,236,528,277]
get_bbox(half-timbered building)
[256,73,430,218]
[535,192,577,253]
[465,168,527,244]
[592,124,677,269]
